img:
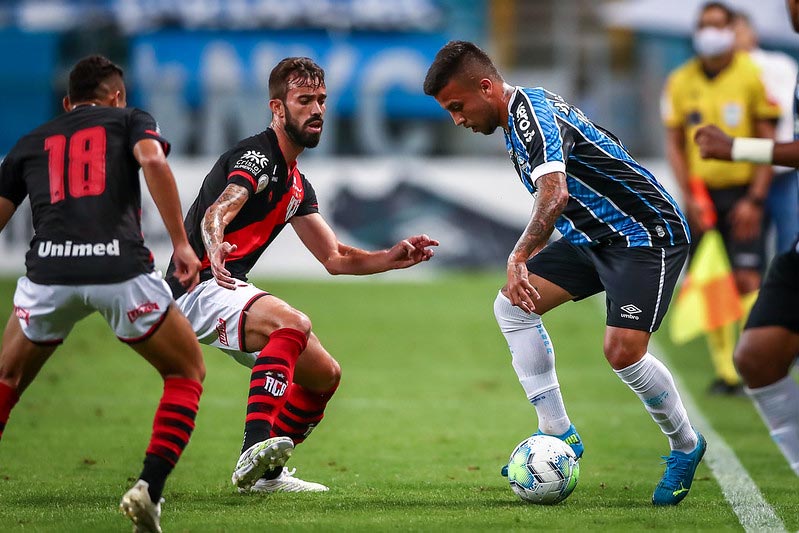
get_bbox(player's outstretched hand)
[506,261,540,313]
[694,125,733,161]
[387,234,439,269]
[173,242,202,293]
[209,242,238,290]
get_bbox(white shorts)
[13,272,174,344]
[175,278,269,368]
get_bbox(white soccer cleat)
[119,479,163,533]
[243,467,329,493]
[232,436,294,490]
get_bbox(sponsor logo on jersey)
[14,305,30,325]
[514,100,536,143]
[37,239,120,258]
[216,317,229,347]
[620,303,642,320]
[127,301,160,323]
[263,370,288,397]
[655,225,665,238]
[234,150,270,179]
[241,150,269,167]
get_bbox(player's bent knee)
[272,307,312,337]
[493,291,542,333]
[733,337,760,382]
[324,358,342,392]
[603,337,646,370]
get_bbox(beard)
[284,106,323,148]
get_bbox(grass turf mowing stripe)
[652,339,786,532]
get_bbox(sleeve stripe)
[228,170,257,190]
[531,161,566,184]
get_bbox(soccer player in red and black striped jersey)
[164,57,438,493]
[0,55,205,532]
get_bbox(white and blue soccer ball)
[506,435,580,504]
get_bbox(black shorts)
[527,239,689,332]
[745,243,799,333]
[697,185,766,272]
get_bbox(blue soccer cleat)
[652,431,707,506]
[501,424,584,477]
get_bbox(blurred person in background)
[734,10,799,254]
[165,57,438,494]
[693,0,799,477]
[662,1,779,395]
[425,41,704,506]
[0,55,205,533]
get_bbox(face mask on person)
[693,26,735,58]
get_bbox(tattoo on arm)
[509,173,568,263]
[202,183,249,253]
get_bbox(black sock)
[241,420,271,454]
[139,454,173,502]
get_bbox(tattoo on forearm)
[201,183,249,253]
[510,173,567,262]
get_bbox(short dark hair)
[68,55,124,102]
[698,1,735,25]
[268,57,325,101]
[423,40,501,97]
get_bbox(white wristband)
[731,137,774,164]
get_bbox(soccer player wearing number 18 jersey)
[425,41,705,505]
[0,56,205,532]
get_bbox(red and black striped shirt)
[166,128,318,297]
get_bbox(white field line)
[651,337,786,532]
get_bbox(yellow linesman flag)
[669,229,743,345]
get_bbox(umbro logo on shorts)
[127,301,160,323]
[620,304,642,314]
[216,317,229,347]
[14,305,30,325]
[620,304,642,321]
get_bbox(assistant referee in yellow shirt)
[662,1,780,395]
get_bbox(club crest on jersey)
[723,102,742,128]
[234,150,270,177]
[284,178,304,221]
[263,370,288,397]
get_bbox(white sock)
[746,375,799,476]
[614,352,697,453]
[494,292,571,435]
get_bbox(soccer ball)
[506,435,580,504]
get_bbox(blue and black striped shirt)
[504,87,690,248]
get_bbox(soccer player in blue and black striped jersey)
[424,41,705,506]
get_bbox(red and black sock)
[271,382,339,445]
[241,328,307,454]
[0,382,19,442]
[139,377,202,503]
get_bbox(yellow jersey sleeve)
[661,72,684,129]
[750,69,782,122]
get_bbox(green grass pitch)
[0,274,797,531]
